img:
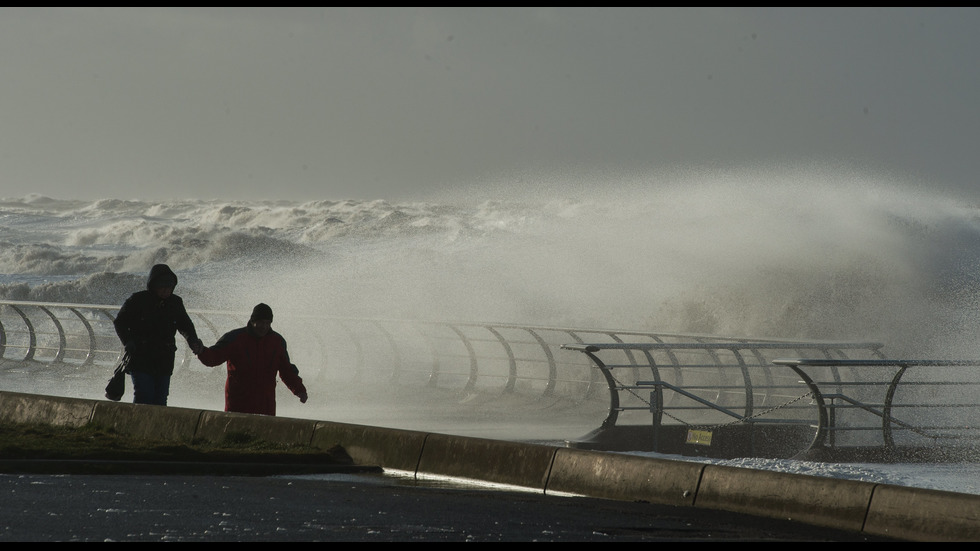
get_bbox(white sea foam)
[2,166,979,356]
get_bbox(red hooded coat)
[197,326,307,416]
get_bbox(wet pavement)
[0,470,901,541]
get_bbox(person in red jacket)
[196,303,308,416]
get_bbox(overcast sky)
[1,7,979,203]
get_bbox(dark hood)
[146,264,178,291]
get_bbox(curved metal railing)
[0,300,802,405]
[561,343,980,460]
[772,358,980,457]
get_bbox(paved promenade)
[0,470,898,542]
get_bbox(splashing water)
[3,165,980,358]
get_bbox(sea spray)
[0,167,978,357]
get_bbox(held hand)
[298,390,308,404]
[190,340,204,355]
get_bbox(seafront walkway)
[0,391,977,541]
[0,469,898,541]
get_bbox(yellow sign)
[686,429,713,446]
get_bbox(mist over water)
[2,165,980,359]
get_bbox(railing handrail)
[565,342,886,352]
[773,358,980,367]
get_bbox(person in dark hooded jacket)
[197,303,308,416]
[113,264,204,405]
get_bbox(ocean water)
[2,166,980,495]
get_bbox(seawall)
[1,390,977,542]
